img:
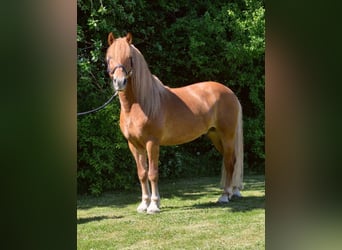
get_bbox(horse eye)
[106,65,113,74]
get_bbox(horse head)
[106,33,133,91]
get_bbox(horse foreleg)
[136,157,151,213]
[146,140,160,214]
[128,142,151,213]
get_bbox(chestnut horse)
[106,33,243,213]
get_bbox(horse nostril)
[123,78,127,85]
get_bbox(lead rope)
[78,55,133,117]
[77,91,118,116]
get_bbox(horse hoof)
[233,187,242,198]
[217,194,229,203]
[137,201,149,213]
[146,203,160,214]
[137,207,147,213]
[147,208,160,214]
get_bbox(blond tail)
[232,101,244,189]
[220,101,244,189]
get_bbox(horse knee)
[137,167,148,181]
[148,169,158,182]
[138,173,147,182]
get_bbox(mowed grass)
[77,175,265,249]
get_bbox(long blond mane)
[130,45,166,118]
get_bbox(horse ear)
[126,33,132,44]
[108,32,115,45]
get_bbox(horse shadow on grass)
[160,175,265,213]
[77,175,265,214]
[77,215,124,224]
[161,195,265,213]
[190,195,264,212]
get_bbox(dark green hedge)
[77,0,265,195]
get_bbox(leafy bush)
[78,0,265,195]
[77,103,136,195]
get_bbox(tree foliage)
[77,0,265,195]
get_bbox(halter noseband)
[108,56,133,78]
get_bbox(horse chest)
[120,115,145,141]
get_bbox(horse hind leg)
[207,130,234,203]
[217,100,244,203]
[207,128,223,154]
[218,141,235,203]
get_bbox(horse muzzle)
[113,77,127,91]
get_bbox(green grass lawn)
[77,175,265,249]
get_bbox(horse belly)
[160,117,210,146]
[160,133,204,146]
[159,87,219,145]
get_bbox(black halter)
[108,56,133,77]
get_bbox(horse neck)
[117,78,136,113]
[122,46,164,118]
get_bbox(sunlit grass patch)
[77,175,265,249]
